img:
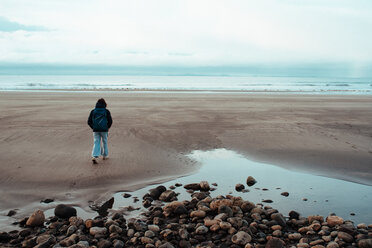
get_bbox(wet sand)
[0,91,371,212]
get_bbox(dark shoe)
[92,157,98,164]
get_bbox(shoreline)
[1,88,371,95]
[0,91,371,219]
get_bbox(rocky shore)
[1,179,372,248]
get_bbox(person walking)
[88,98,113,164]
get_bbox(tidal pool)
[1,149,371,231]
[114,149,372,224]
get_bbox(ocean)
[0,75,371,94]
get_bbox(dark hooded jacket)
[87,102,113,132]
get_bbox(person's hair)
[97,98,107,107]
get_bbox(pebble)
[123,193,132,198]
[326,216,344,227]
[235,184,245,191]
[265,238,284,248]
[3,180,372,248]
[288,233,302,240]
[195,225,208,234]
[54,204,77,219]
[89,227,107,236]
[326,242,339,248]
[159,190,177,202]
[232,231,252,245]
[358,239,372,248]
[337,231,353,243]
[26,210,45,227]
[246,176,257,186]
[281,192,289,197]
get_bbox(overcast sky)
[0,0,371,67]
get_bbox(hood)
[95,102,106,108]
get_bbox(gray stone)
[358,239,372,248]
[231,231,252,245]
[66,225,77,236]
[113,239,125,248]
[265,238,284,248]
[271,213,286,226]
[337,231,353,243]
[159,190,177,202]
[97,240,111,248]
[195,225,208,234]
[89,227,107,236]
[199,181,210,191]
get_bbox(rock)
[326,215,344,227]
[184,183,201,191]
[357,223,367,229]
[77,241,90,247]
[190,210,206,218]
[265,238,284,248]
[232,231,252,245]
[141,237,154,244]
[271,213,286,227]
[97,240,111,248]
[109,224,122,234]
[289,210,300,220]
[159,242,175,248]
[145,230,155,238]
[113,239,125,248]
[358,239,372,248]
[326,242,339,248]
[195,225,208,234]
[262,199,273,203]
[218,205,233,217]
[308,215,324,224]
[159,190,177,202]
[89,227,107,236]
[22,237,37,247]
[235,184,245,192]
[272,230,282,237]
[199,181,210,191]
[0,232,11,242]
[7,210,17,216]
[148,224,160,232]
[219,221,232,230]
[246,176,257,186]
[97,197,114,217]
[209,199,233,210]
[337,231,353,243]
[179,240,191,248]
[288,233,302,240]
[179,228,189,239]
[66,225,77,236]
[40,198,54,204]
[173,205,188,215]
[35,235,56,248]
[26,210,45,227]
[123,193,132,198]
[271,225,282,231]
[54,204,77,219]
[149,185,166,200]
[280,192,289,197]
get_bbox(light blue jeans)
[92,132,108,158]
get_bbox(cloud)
[0,16,48,32]
[0,0,371,66]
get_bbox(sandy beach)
[0,91,371,212]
